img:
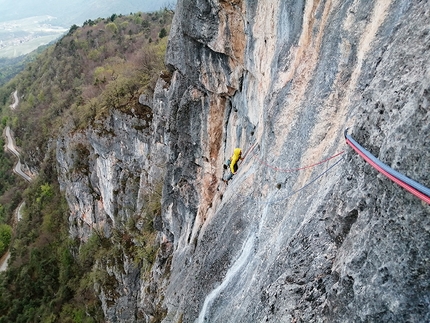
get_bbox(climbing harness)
[344,129,430,205]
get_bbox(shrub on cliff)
[159,27,167,38]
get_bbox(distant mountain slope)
[0,10,173,322]
[2,9,173,167]
[0,45,49,85]
[0,0,175,26]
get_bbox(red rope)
[241,142,258,160]
[346,138,430,205]
[255,150,345,173]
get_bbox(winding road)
[0,251,10,272]
[0,201,24,272]
[4,90,31,182]
[5,126,31,182]
[0,91,30,272]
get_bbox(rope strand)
[261,156,345,206]
[345,133,430,204]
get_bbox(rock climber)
[223,148,243,183]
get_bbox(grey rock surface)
[56,0,430,322]
[156,0,430,322]
[56,105,169,321]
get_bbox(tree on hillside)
[0,224,12,256]
[159,28,167,38]
[67,24,79,36]
[106,22,118,34]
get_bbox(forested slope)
[0,10,173,322]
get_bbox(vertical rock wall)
[56,101,169,321]
[54,0,429,321]
[158,0,430,322]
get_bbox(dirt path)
[0,252,11,272]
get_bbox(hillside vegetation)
[1,10,172,165]
[0,10,172,322]
[0,44,51,86]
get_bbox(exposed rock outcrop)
[56,0,430,322]
[156,0,430,322]
[56,99,170,320]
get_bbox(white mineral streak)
[96,155,115,222]
[197,233,255,323]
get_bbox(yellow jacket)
[230,148,242,173]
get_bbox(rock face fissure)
[57,0,430,322]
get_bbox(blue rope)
[346,134,430,197]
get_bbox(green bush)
[105,22,118,34]
[159,28,168,38]
[0,224,12,256]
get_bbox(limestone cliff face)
[56,93,170,320]
[157,0,430,322]
[57,107,165,240]
[56,0,429,322]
